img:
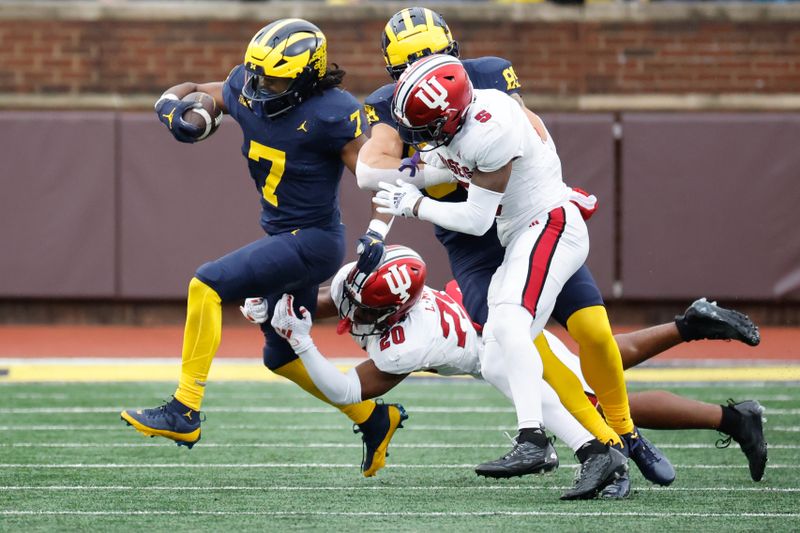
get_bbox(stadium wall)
[0,2,798,322]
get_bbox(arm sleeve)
[416,183,503,236]
[356,158,454,191]
[295,342,363,405]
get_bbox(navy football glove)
[155,96,204,143]
[355,229,385,274]
[398,151,422,177]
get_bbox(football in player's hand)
[181,92,222,141]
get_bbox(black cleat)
[621,428,675,486]
[475,438,559,479]
[717,399,768,482]
[599,467,632,499]
[353,401,408,477]
[675,298,760,346]
[561,445,628,500]
[120,397,202,448]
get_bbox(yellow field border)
[1,359,799,383]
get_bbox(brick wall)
[1,3,799,106]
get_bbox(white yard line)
[0,485,798,492]
[1,424,798,432]
[0,463,794,469]
[1,442,798,450]
[1,510,798,518]
[2,406,799,414]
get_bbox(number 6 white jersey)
[422,88,571,246]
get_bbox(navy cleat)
[353,401,408,477]
[621,428,675,486]
[475,433,559,479]
[120,397,202,449]
[599,467,632,499]
[675,298,760,346]
[561,442,628,500]
[717,399,768,482]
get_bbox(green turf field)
[1,379,798,532]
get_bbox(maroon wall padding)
[542,113,616,298]
[118,114,262,299]
[0,112,117,297]
[620,113,800,301]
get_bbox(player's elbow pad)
[418,183,502,236]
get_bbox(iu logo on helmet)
[383,264,413,303]
[416,76,450,111]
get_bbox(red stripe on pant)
[586,392,599,408]
[521,206,567,317]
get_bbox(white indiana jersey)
[361,286,482,377]
[422,88,570,246]
[329,263,481,376]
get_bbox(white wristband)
[367,218,391,239]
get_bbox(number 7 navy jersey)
[223,64,366,235]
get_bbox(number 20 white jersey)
[421,88,571,246]
[330,263,482,377]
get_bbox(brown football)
[181,91,222,141]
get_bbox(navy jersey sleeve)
[312,88,366,155]
[463,56,521,95]
[222,64,254,123]
[364,83,397,129]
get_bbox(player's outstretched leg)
[675,298,760,346]
[475,428,559,478]
[621,427,675,486]
[121,277,219,448]
[120,397,202,448]
[560,439,628,500]
[354,400,408,477]
[716,399,768,481]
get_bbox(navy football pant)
[195,224,345,370]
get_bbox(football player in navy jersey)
[352,7,673,491]
[121,19,407,477]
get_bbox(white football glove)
[373,179,423,218]
[270,293,314,353]
[240,297,268,324]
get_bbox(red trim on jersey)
[444,280,484,333]
[521,207,567,317]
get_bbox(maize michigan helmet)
[242,18,327,119]
[381,7,459,81]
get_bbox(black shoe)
[599,467,632,499]
[675,298,760,346]
[560,445,628,500]
[475,438,558,479]
[353,401,408,477]
[622,428,675,486]
[120,397,202,448]
[717,399,768,482]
